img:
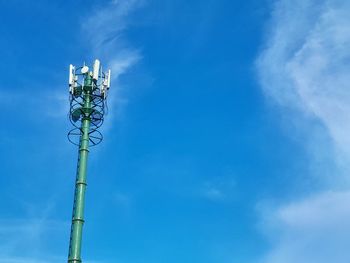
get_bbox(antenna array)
[67,60,111,146]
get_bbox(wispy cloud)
[258,191,350,263]
[0,218,68,263]
[83,0,144,125]
[256,0,350,262]
[257,0,350,157]
[200,175,236,202]
[0,216,107,263]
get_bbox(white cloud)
[258,191,350,263]
[82,0,144,129]
[203,187,225,200]
[0,217,107,263]
[257,0,350,156]
[0,218,67,263]
[256,0,350,262]
[83,0,143,82]
[200,176,236,202]
[113,190,132,208]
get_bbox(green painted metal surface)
[68,74,93,263]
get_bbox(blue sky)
[1,0,350,262]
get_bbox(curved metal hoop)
[69,94,105,125]
[68,128,103,147]
[68,86,106,146]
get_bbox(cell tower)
[67,60,111,263]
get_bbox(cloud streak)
[0,218,68,263]
[0,217,105,263]
[257,0,350,157]
[256,0,350,262]
[258,191,350,263]
[82,0,144,128]
[83,0,142,82]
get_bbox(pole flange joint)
[72,218,85,223]
[75,181,87,186]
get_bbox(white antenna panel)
[69,64,75,86]
[93,59,100,80]
[107,69,111,88]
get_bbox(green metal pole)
[68,74,93,263]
